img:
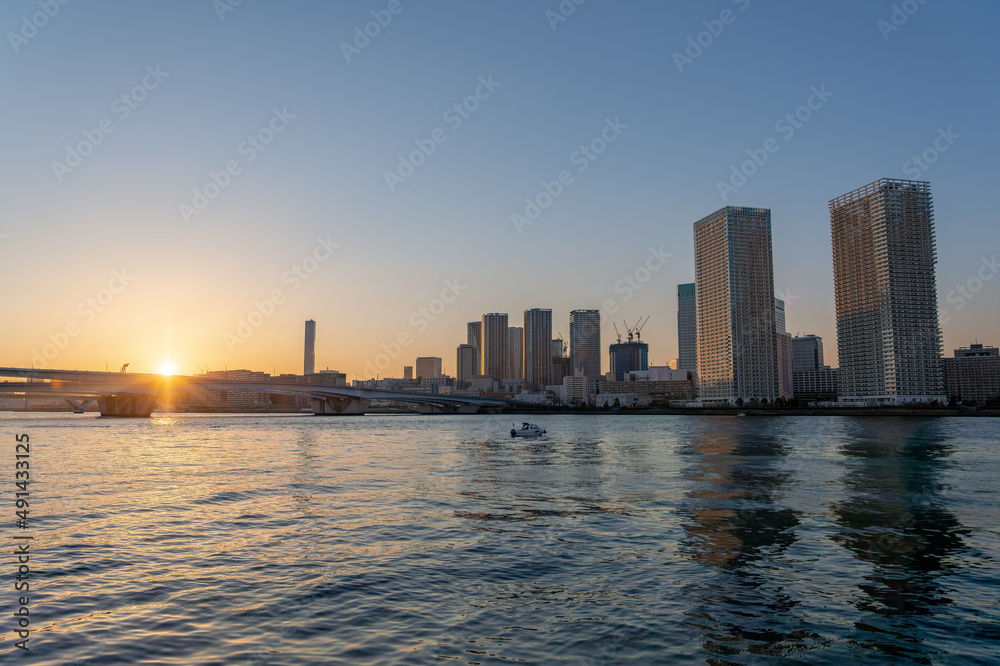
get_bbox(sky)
[1,0,998,379]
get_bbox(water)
[2,413,998,664]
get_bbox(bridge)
[0,367,509,417]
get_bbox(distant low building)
[792,367,839,402]
[599,376,696,401]
[561,372,597,405]
[197,369,271,408]
[596,393,652,409]
[468,375,497,393]
[944,344,1000,405]
[625,366,691,382]
[415,357,443,379]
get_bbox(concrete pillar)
[311,397,369,415]
[97,393,158,417]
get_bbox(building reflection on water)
[831,418,968,664]
[679,420,821,661]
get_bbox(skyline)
[3,1,998,378]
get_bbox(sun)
[158,361,176,376]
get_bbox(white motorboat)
[511,422,545,437]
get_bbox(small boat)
[737,412,746,417]
[511,422,545,437]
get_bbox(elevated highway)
[0,367,508,417]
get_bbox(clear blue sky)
[2,0,997,377]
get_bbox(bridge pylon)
[311,396,369,415]
[97,393,159,418]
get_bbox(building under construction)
[609,318,650,382]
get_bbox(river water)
[1,413,998,664]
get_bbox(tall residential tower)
[693,206,779,403]
[676,283,697,370]
[830,179,943,403]
[523,308,553,391]
[569,309,601,377]
[467,321,482,376]
[506,327,524,380]
[480,314,508,379]
[303,319,316,376]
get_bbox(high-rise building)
[609,341,649,381]
[523,308,553,391]
[403,365,413,381]
[456,345,476,386]
[774,298,792,399]
[416,357,442,379]
[830,178,944,403]
[570,309,601,378]
[304,320,316,376]
[676,284,697,371]
[467,322,482,376]
[792,335,824,372]
[777,331,794,400]
[551,357,572,385]
[506,327,523,380]
[694,206,779,403]
[481,314,508,379]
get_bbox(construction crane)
[613,322,622,344]
[634,316,650,342]
[556,332,567,357]
[620,316,651,343]
[621,320,630,342]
